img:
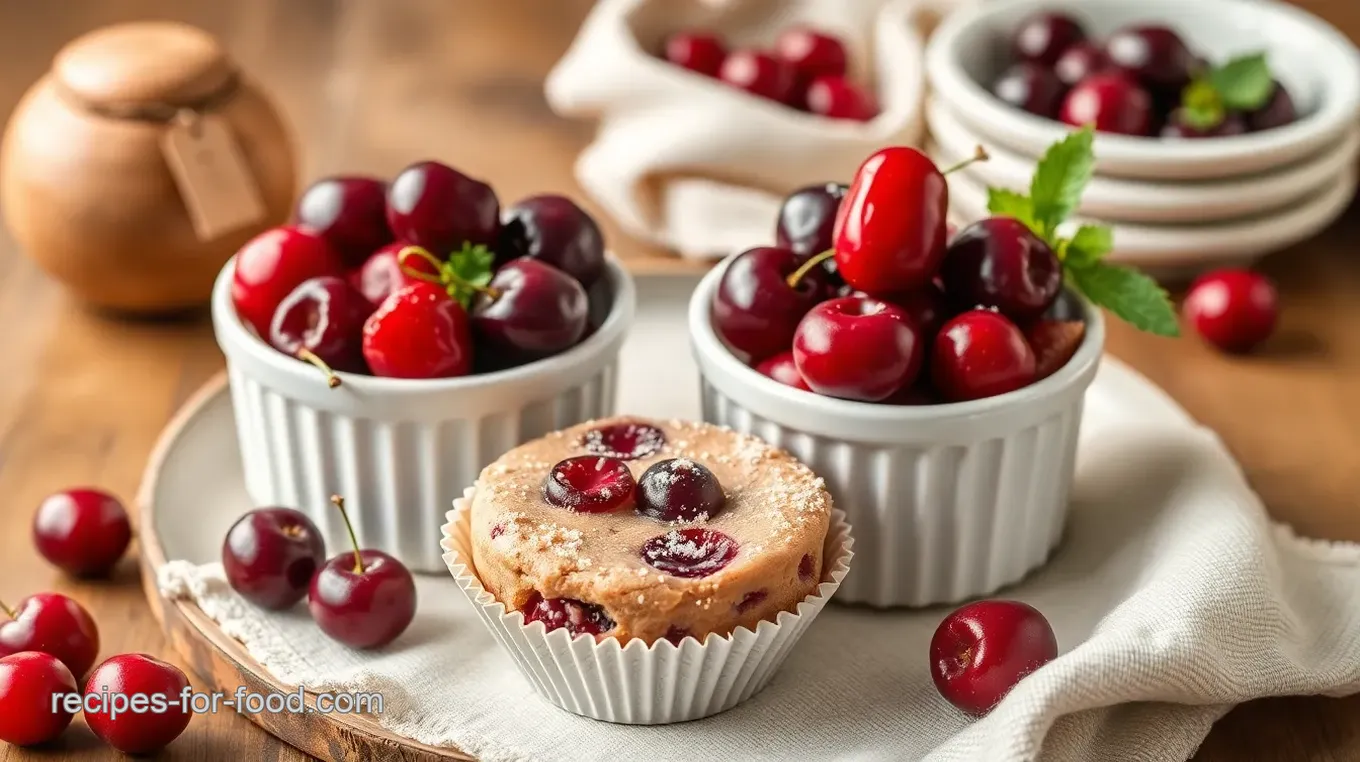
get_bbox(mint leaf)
[1067,261,1180,337]
[1209,53,1274,110]
[1029,125,1095,239]
[443,242,496,308]
[986,188,1039,234]
[1064,225,1113,268]
[1179,79,1225,130]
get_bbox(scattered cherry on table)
[32,487,132,577]
[222,507,327,610]
[308,496,417,649]
[83,653,192,754]
[930,599,1058,716]
[1182,268,1279,353]
[0,651,78,746]
[0,593,100,678]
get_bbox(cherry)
[774,27,847,85]
[1160,111,1247,139]
[1027,319,1086,380]
[992,62,1066,118]
[471,258,588,359]
[0,652,77,746]
[308,496,417,649]
[1060,73,1153,136]
[580,422,666,461]
[353,241,440,308]
[362,282,473,379]
[1104,25,1195,91]
[32,488,132,578]
[636,459,726,523]
[543,456,636,513]
[719,49,798,105]
[930,600,1058,716]
[932,310,1037,402]
[222,507,326,610]
[942,217,1062,323]
[1247,81,1297,132]
[1053,42,1108,88]
[269,276,372,386]
[664,31,726,78]
[642,528,740,579]
[1182,268,1278,353]
[1012,12,1086,66]
[499,195,606,288]
[231,226,345,337]
[776,183,848,259]
[83,653,192,754]
[293,176,393,267]
[521,593,614,638]
[884,283,950,339]
[755,350,811,391]
[0,594,99,679]
[805,75,878,121]
[712,246,827,364]
[386,160,500,255]
[792,296,923,402]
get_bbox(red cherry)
[522,593,614,638]
[222,507,326,610]
[32,488,131,578]
[0,594,99,679]
[992,62,1066,118]
[1060,73,1153,136]
[805,75,878,121]
[386,161,500,255]
[499,195,606,288]
[353,241,440,308]
[0,652,77,746]
[932,310,1037,402]
[268,276,372,385]
[231,226,345,337]
[712,246,828,364]
[1053,42,1108,88]
[941,217,1063,323]
[930,600,1058,716]
[1247,81,1297,132]
[362,283,473,379]
[293,176,393,267]
[1160,111,1247,139]
[307,497,417,649]
[1104,25,1195,90]
[1183,269,1278,353]
[580,422,667,461]
[664,31,727,77]
[719,49,798,105]
[775,27,848,100]
[84,653,192,754]
[1027,320,1087,380]
[471,258,588,360]
[1013,12,1086,66]
[543,456,636,513]
[755,350,811,391]
[636,459,726,523]
[793,296,923,402]
[641,528,740,578]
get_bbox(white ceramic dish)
[210,256,637,573]
[689,259,1105,607]
[926,0,1360,180]
[927,98,1360,225]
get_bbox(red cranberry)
[930,600,1058,716]
[641,528,740,578]
[354,242,440,308]
[942,218,1062,323]
[992,62,1066,118]
[774,27,848,85]
[580,422,667,461]
[1104,25,1195,90]
[231,226,345,337]
[1060,73,1153,136]
[472,258,588,360]
[798,553,817,581]
[805,75,878,120]
[84,653,192,754]
[1027,320,1087,380]
[776,183,848,259]
[719,49,798,105]
[712,246,827,364]
[1247,81,1297,132]
[386,160,500,255]
[1053,42,1108,88]
[1183,269,1278,353]
[792,296,923,402]
[0,594,99,679]
[755,350,811,391]
[664,31,727,77]
[1012,12,1086,66]
[222,507,326,610]
[1160,111,1247,139]
[636,459,726,523]
[0,652,77,746]
[932,311,1037,402]
[522,593,615,637]
[293,176,393,267]
[268,276,372,383]
[32,488,131,578]
[499,195,606,288]
[736,589,768,612]
[362,283,473,379]
[543,456,636,513]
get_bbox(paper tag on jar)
[162,113,267,242]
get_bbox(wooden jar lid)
[53,21,236,113]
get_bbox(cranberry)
[522,593,614,637]
[231,226,345,336]
[932,311,1037,402]
[308,496,417,649]
[580,422,667,461]
[930,600,1058,716]
[1160,111,1247,139]
[0,652,77,746]
[805,75,878,120]
[641,528,740,578]
[712,246,827,364]
[1060,73,1153,136]
[0,594,99,679]
[268,276,372,383]
[1247,81,1297,132]
[1104,25,1195,90]
[1012,12,1086,66]
[293,176,393,267]
[664,31,726,77]
[942,218,1062,323]
[362,283,473,379]
[1053,42,1108,88]
[755,350,811,391]
[793,296,923,402]
[543,456,636,513]
[776,183,848,259]
[798,553,817,581]
[992,62,1066,118]
[32,488,131,578]
[472,258,588,359]
[386,160,500,255]
[353,241,440,308]
[636,459,726,523]
[84,653,192,753]
[1027,320,1087,380]
[719,49,798,105]
[774,27,848,85]
[499,195,606,288]
[1182,269,1278,353]
[736,590,768,612]
[222,507,326,610]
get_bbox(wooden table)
[1,1,1358,759]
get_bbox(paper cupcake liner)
[439,487,854,724]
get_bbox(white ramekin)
[440,488,853,724]
[211,255,636,573]
[688,258,1104,608]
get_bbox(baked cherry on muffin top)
[469,417,833,644]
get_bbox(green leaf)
[1178,79,1225,130]
[1064,224,1113,268]
[986,188,1039,235]
[1029,125,1095,239]
[1067,261,1180,337]
[1209,53,1274,110]
[443,242,496,308]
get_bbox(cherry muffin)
[469,416,833,644]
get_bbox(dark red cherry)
[1012,12,1086,66]
[1160,111,1247,139]
[719,49,798,105]
[362,283,473,379]
[522,593,615,637]
[472,258,587,359]
[1060,73,1153,136]
[792,296,923,402]
[755,350,811,391]
[805,75,878,120]
[885,283,950,338]
[932,311,1037,402]
[268,276,372,384]
[641,528,740,578]
[499,195,606,288]
[1104,25,1195,90]
[543,456,636,513]
[580,422,667,460]
[776,183,848,258]
[308,497,416,650]
[232,226,346,337]
[1247,81,1297,132]
[664,31,727,77]
[1053,42,1108,88]
[992,62,1066,118]
[712,246,827,364]
[294,177,393,267]
[774,27,848,85]
[222,507,326,610]
[386,161,500,255]
[941,218,1062,323]
[353,242,440,308]
[636,459,726,523]
[33,488,132,578]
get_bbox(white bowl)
[211,256,637,573]
[926,0,1360,180]
[927,98,1360,225]
[688,258,1105,607]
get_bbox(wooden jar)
[0,21,297,314]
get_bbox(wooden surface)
[0,0,1359,760]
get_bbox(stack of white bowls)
[926,0,1360,280]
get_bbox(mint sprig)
[984,125,1180,338]
[1179,52,1275,130]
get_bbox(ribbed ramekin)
[688,258,1104,607]
[211,255,636,573]
[440,488,853,724]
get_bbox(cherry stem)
[331,495,365,575]
[785,249,835,290]
[941,145,990,176]
[297,348,341,389]
[0,599,12,619]
[397,245,501,302]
